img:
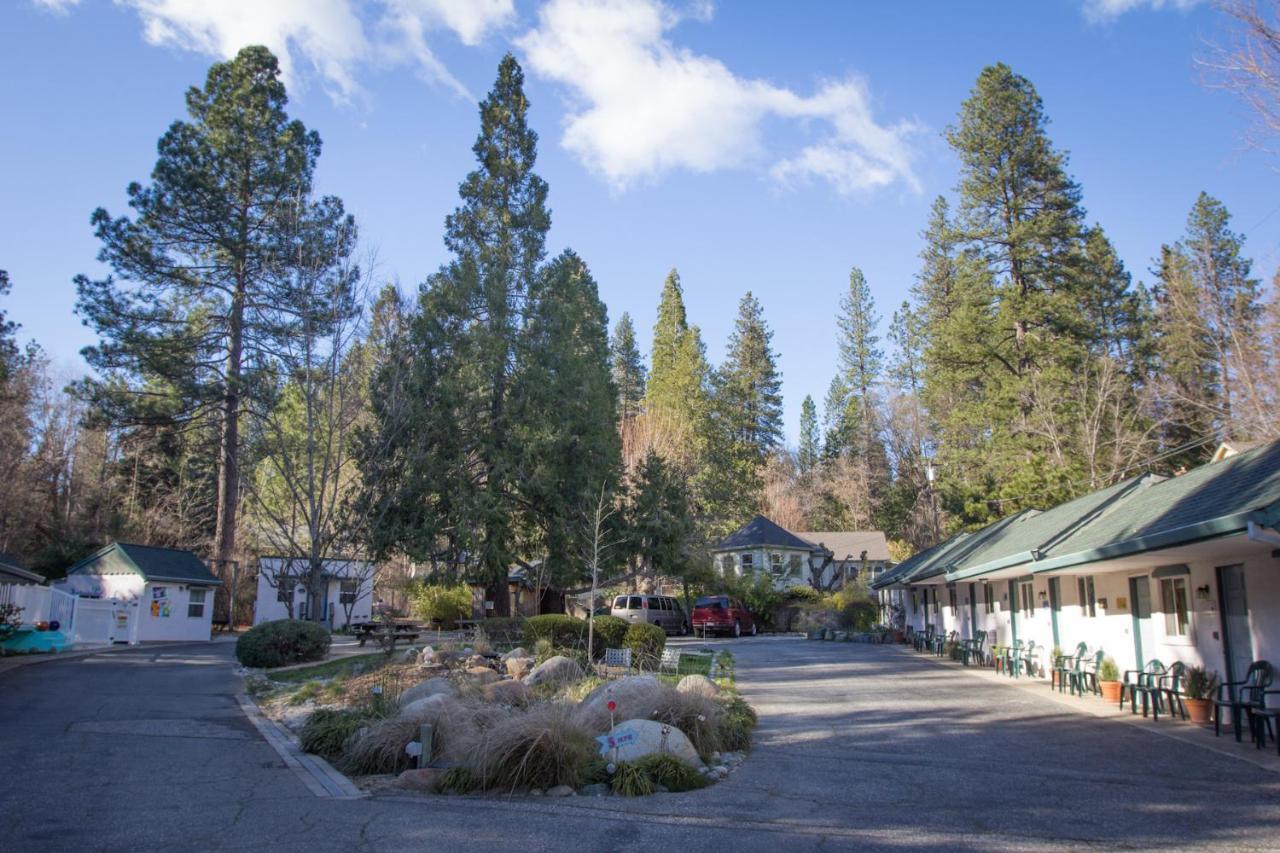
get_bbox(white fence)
[0,583,138,645]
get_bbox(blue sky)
[2,0,1278,445]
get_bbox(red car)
[692,595,756,637]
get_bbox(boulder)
[465,666,501,685]
[399,676,456,707]
[501,647,528,661]
[524,655,584,688]
[399,692,455,721]
[597,718,703,767]
[579,675,661,722]
[396,767,443,791]
[465,654,490,669]
[435,649,466,667]
[504,656,534,680]
[676,674,720,698]
[482,679,531,705]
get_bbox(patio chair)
[961,632,987,667]
[1054,643,1087,693]
[1248,690,1279,755]
[1214,661,1274,742]
[1070,649,1104,698]
[1121,660,1166,716]
[1017,641,1040,679]
[994,640,1022,676]
[602,647,632,676]
[658,648,682,675]
[1158,662,1189,721]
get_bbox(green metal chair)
[997,640,1023,677]
[1122,660,1166,716]
[1054,643,1087,694]
[1214,661,1274,742]
[1071,649,1104,697]
[1158,662,1189,721]
[1017,640,1039,679]
[961,632,987,667]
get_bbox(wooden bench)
[354,621,423,648]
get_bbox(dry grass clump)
[342,715,423,775]
[651,687,726,760]
[471,702,599,792]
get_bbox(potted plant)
[1098,657,1122,703]
[1181,666,1219,724]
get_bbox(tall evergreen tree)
[1152,244,1220,465]
[830,267,885,468]
[715,291,784,459]
[609,312,646,421]
[643,269,712,469]
[74,46,324,568]
[798,394,820,474]
[360,55,553,615]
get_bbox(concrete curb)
[236,694,365,799]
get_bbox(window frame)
[741,553,754,571]
[770,552,785,574]
[1020,581,1035,619]
[187,587,207,619]
[339,579,358,605]
[983,583,994,615]
[1159,577,1190,637]
[1077,576,1097,618]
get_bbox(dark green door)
[1008,579,1018,645]
[1048,577,1061,649]
[968,583,978,640]
[1217,564,1253,688]
[1128,576,1152,670]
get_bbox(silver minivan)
[610,594,689,635]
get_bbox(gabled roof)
[871,511,1034,589]
[69,542,221,586]
[0,552,44,584]
[794,531,890,563]
[713,516,820,552]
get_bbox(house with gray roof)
[873,440,1280,683]
[711,515,891,591]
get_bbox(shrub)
[434,766,481,794]
[472,703,599,792]
[624,623,666,670]
[235,619,331,668]
[410,582,472,628]
[589,615,629,653]
[610,761,654,796]
[633,754,709,792]
[480,616,525,645]
[299,709,370,760]
[720,696,757,752]
[524,614,587,648]
[837,600,878,632]
[532,638,555,663]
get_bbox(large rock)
[399,692,455,720]
[501,647,528,661]
[579,675,662,722]
[396,767,443,791]
[399,676,456,707]
[524,655,584,688]
[597,718,703,767]
[465,654,490,669]
[676,674,720,698]
[465,666,501,685]
[504,656,534,680]
[482,679,531,705]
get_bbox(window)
[910,590,918,614]
[930,588,939,616]
[339,580,358,605]
[1160,577,1190,636]
[613,596,627,609]
[741,553,754,571]
[628,596,642,609]
[770,552,784,574]
[276,581,294,603]
[720,555,734,574]
[188,588,207,618]
[948,586,957,613]
[1077,576,1097,618]
[1019,582,1034,618]
[788,554,803,577]
[983,584,994,615]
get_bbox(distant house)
[710,515,891,591]
[0,552,44,586]
[467,563,566,619]
[62,542,221,643]
[253,556,376,630]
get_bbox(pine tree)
[1152,244,1220,466]
[715,292,784,459]
[643,268,712,470]
[1180,192,1262,434]
[798,394,820,474]
[360,55,552,615]
[74,46,324,569]
[832,267,885,468]
[609,312,646,421]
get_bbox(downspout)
[1246,520,1280,549]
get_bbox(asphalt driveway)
[2,636,1278,851]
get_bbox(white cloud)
[89,0,513,101]
[32,0,82,14]
[1082,0,1201,23]
[517,0,919,195]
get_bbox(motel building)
[873,440,1280,685]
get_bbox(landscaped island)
[243,616,757,797]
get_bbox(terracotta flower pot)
[1100,680,1122,703]
[1185,697,1213,725]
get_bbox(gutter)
[1246,520,1280,549]
[1027,511,1255,575]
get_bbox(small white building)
[62,542,220,643]
[253,556,375,629]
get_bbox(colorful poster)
[151,586,171,618]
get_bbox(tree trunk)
[213,280,245,569]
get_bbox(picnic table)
[353,619,424,649]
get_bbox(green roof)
[872,515,1027,588]
[68,542,221,586]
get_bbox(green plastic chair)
[1071,649,1104,697]
[1054,643,1087,694]
[1122,659,1166,716]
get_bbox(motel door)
[968,583,978,641]
[1217,565,1253,690]
[1047,578,1062,650]
[1128,576,1154,670]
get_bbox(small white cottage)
[252,556,376,630]
[62,542,220,642]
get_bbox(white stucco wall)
[135,582,214,641]
[253,559,375,629]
